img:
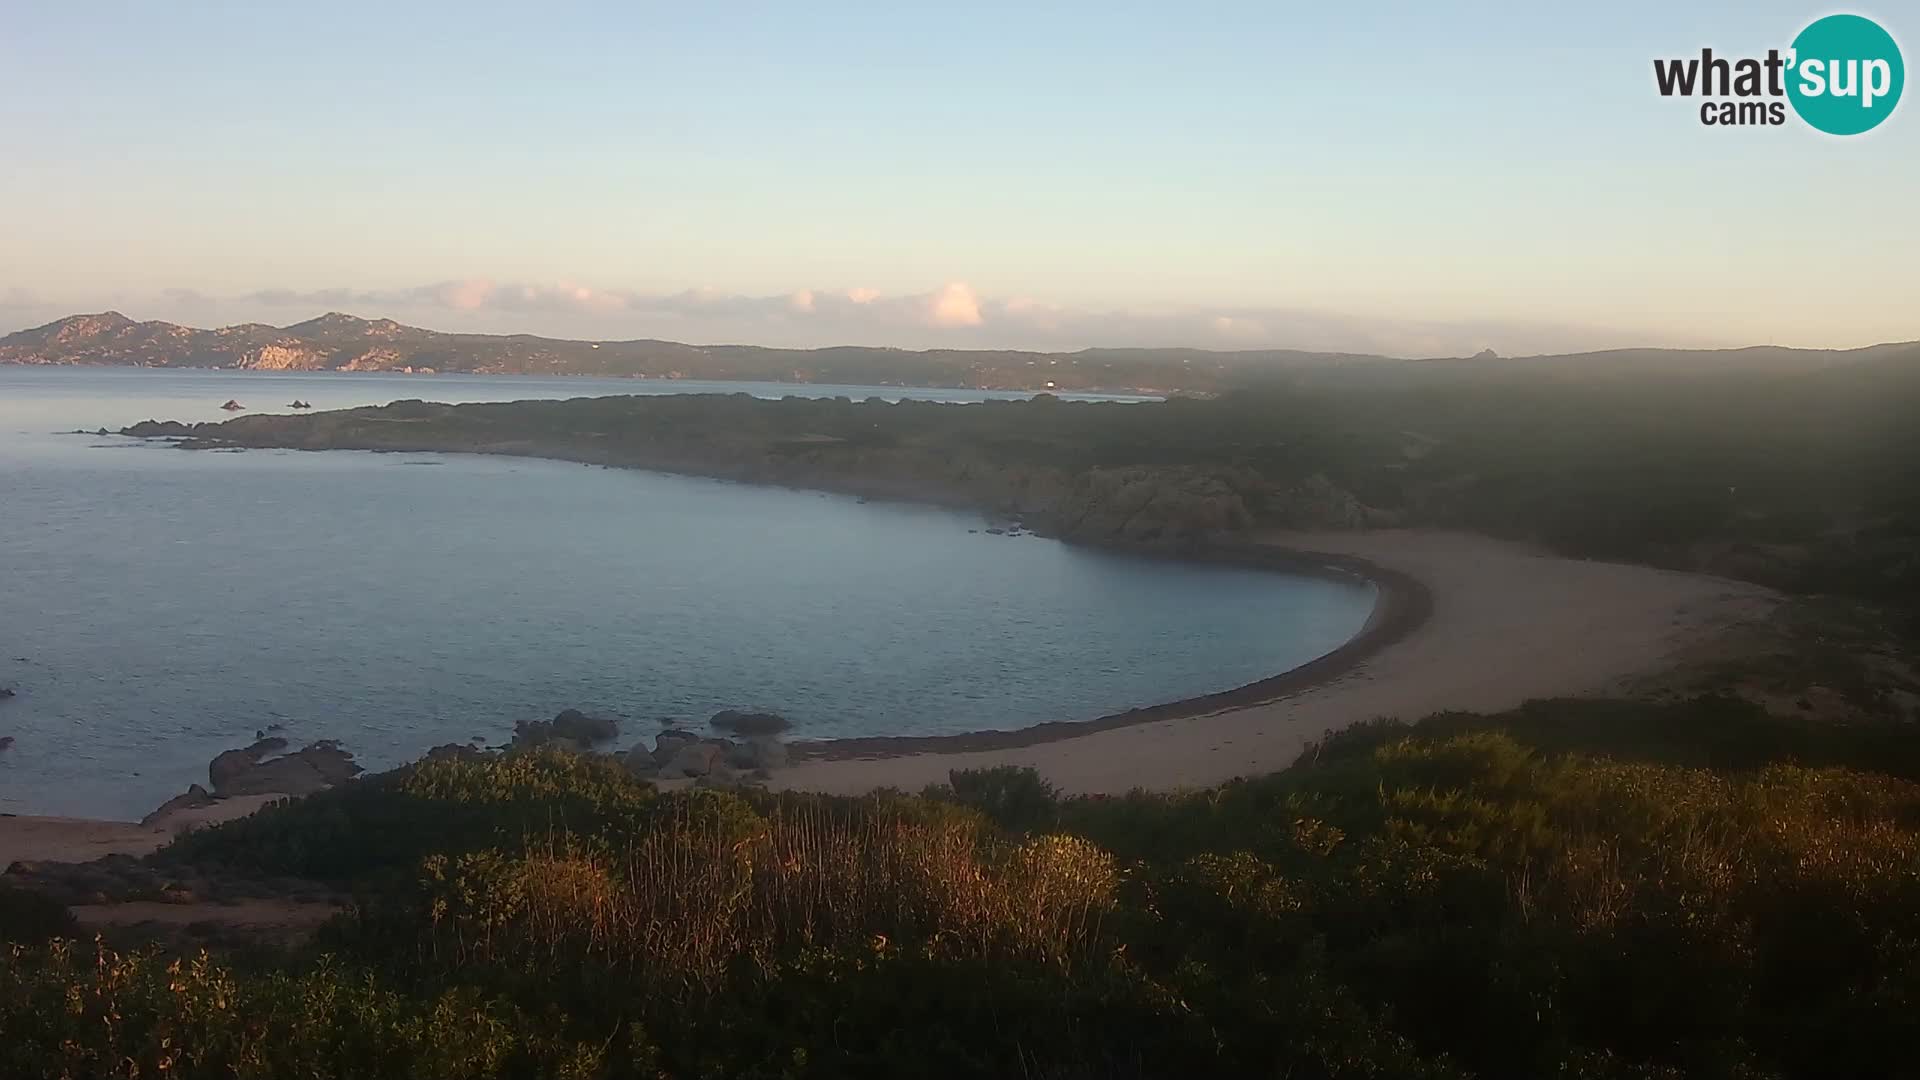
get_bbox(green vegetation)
[10,696,1920,1078]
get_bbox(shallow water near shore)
[0,367,1374,820]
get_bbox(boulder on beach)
[726,737,788,771]
[651,729,700,763]
[139,784,216,827]
[709,710,791,736]
[663,741,727,779]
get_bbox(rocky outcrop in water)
[709,710,790,736]
[207,738,361,797]
[512,708,620,749]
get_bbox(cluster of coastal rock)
[130,707,797,826]
[431,707,793,784]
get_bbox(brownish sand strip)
[0,795,285,866]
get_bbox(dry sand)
[770,529,1778,796]
[0,794,284,867]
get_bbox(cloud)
[926,282,982,328]
[1210,315,1268,341]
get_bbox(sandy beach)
[1,528,1777,860]
[770,529,1778,796]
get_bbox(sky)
[1,1,1914,356]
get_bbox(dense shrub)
[14,699,1920,1078]
[0,941,615,1079]
[0,887,78,944]
[934,764,1061,831]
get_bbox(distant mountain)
[2,311,1914,392]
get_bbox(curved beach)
[1,526,1775,863]
[769,528,1778,796]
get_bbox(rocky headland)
[118,393,1399,551]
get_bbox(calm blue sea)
[0,367,1373,819]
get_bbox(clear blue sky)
[2,1,1913,354]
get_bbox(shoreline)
[0,529,1776,846]
[790,541,1432,759]
[769,529,1780,796]
[4,424,1781,833]
[119,422,1435,763]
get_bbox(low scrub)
[8,697,1920,1077]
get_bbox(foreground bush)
[0,940,615,1079]
[11,698,1920,1077]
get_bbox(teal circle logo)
[1787,14,1904,135]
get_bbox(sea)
[0,366,1375,819]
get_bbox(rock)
[220,399,244,411]
[140,784,215,827]
[550,708,618,744]
[663,742,725,779]
[726,737,788,771]
[0,686,13,699]
[652,729,700,764]
[709,710,791,736]
[208,738,359,797]
[120,420,196,438]
[623,748,661,778]
[693,762,743,789]
[425,742,480,762]
[208,737,288,790]
[510,718,552,747]
[0,737,13,752]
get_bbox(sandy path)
[0,795,285,866]
[770,530,1777,796]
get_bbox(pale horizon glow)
[2,1,1915,356]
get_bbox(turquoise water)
[0,367,1373,819]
